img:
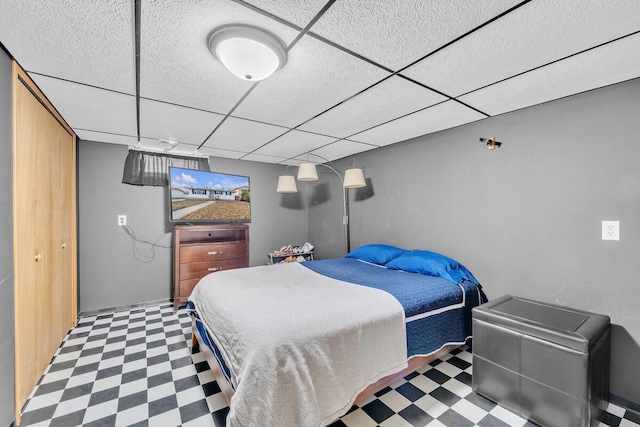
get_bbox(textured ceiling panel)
[351,101,485,147]
[458,33,640,116]
[204,117,288,152]
[76,130,154,147]
[140,0,300,113]
[241,153,289,164]
[298,76,447,139]
[404,0,640,97]
[310,0,521,71]
[280,158,308,167]
[139,139,200,153]
[242,0,328,28]
[198,146,245,160]
[253,130,338,158]
[310,140,377,162]
[0,0,134,94]
[32,75,137,137]
[140,99,224,145]
[233,34,390,127]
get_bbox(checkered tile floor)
[19,303,640,427]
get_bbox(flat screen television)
[169,166,251,223]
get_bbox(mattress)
[189,257,484,379]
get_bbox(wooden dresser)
[173,224,249,309]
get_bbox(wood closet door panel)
[13,63,77,423]
[50,116,75,337]
[13,77,54,410]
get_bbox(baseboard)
[609,392,640,417]
[77,298,173,317]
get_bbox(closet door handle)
[208,251,222,255]
[35,253,42,262]
[208,267,222,272]
[61,243,67,249]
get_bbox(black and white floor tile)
[19,303,640,427]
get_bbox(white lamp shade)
[208,25,288,82]
[297,163,319,181]
[276,175,298,193]
[343,168,366,188]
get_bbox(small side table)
[267,251,314,264]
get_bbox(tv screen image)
[169,167,251,223]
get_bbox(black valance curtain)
[122,149,210,186]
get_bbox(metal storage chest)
[472,295,610,427]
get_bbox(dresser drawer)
[179,259,247,280]
[173,224,249,310]
[180,242,246,262]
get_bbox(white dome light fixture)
[207,24,288,81]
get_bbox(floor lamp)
[276,155,366,254]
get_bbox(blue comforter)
[303,257,484,356]
[303,258,475,318]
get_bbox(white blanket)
[189,262,407,427]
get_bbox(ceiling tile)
[242,0,328,28]
[140,0,300,113]
[198,146,245,160]
[280,158,307,166]
[76,131,154,147]
[32,75,137,137]
[309,0,521,71]
[351,101,485,146]
[241,153,289,164]
[204,117,288,152]
[458,33,640,116]
[233,34,390,127]
[310,140,377,162]
[76,130,204,159]
[253,130,338,158]
[298,76,447,139]
[403,0,640,97]
[140,99,224,146]
[0,0,135,94]
[139,139,201,153]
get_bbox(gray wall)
[310,78,640,403]
[0,47,15,425]
[78,141,307,312]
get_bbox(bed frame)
[191,318,455,408]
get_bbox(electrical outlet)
[602,220,619,241]
[118,215,127,226]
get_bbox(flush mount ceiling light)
[207,24,288,81]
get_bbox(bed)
[187,244,486,427]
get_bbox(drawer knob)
[35,253,42,261]
[208,250,222,255]
[208,267,223,272]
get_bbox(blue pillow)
[344,244,407,265]
[385,250,479,285]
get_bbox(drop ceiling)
[1,0,639,165]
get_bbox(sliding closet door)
[12,63,77,424]
[50,115,76,336]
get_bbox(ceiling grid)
[0,0,638,164]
